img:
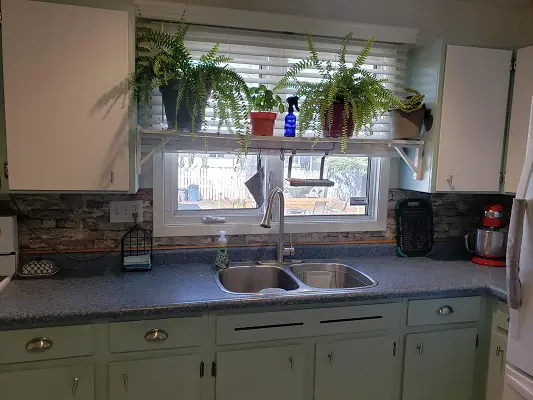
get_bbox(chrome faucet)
[260,187,295,263]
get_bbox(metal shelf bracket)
[138,126,170,168]
[140,138,170,167]
[393,145,423,180]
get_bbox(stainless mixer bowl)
[465,228,507,258]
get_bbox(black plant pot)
[159,79,210,131]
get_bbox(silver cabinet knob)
[25,337,53,353]
[436,305,454,315]
[72,378,79,396]
[289,356,294,369]
[417,343,424,355]
[123,373,128,391]
[328,352,334,365]
[496,345,504,357]
[144,329,168,342]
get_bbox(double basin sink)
[215,262,376,295]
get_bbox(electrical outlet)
[109,201,144,223]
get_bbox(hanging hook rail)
[138,128,424,181]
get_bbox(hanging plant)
[275,34,401,151]
[130,24,251,143]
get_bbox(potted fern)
[276,34,401,151]
[249,85,285,136]
[389,88,434,139]
[131,25,250,135]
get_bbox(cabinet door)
[436,45,511,192]
[109,355,202,400]
[402,328,477,400]
[315,335,397,400]
[216,345,303,400]
[486,330,507,400]
[0,364,94,400]
[504,46,533,194]
[2,0,132,191]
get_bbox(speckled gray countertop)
[0,256,507,330]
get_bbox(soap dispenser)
[215,231,229,269]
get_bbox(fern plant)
[275,33,401,151]
[131,25,250,138]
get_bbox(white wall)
[166,0,533,49]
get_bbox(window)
[174,153,259,211]
[282,155,370,216]
[138,23,408,136]
[149,23,405,237]
[154,151,389,236]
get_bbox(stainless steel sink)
[290,263,376,289]
[217,266,300,294]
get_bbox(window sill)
[153,219,387,237]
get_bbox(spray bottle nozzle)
[287,96,299,113]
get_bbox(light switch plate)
[109,200,143,223]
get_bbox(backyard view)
[175,154,258,211]
[283,155,369,216]
[174,154,369,216]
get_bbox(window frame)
[152,149,389,237]
[144,8,404,237]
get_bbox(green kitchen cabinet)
[486,330,507,400]
[315,335,398,400]
[0,364,94,400]
[402,328,477,400]
[216,345,304,400]
[108,355,202,400]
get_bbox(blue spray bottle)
[284,96,299,137]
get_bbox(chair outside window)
[307,200,327,215]
[327,199,348,214]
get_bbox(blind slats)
[139,22,408,135]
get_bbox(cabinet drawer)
[0,325,92,364]
[217,303,401,345]
[407,296,481,327]
[109,316,208,353]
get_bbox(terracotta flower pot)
[250,112,277,136]
[323,103,354,138]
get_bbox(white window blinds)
[138,22,409,136]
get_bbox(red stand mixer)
[465,204,507,267]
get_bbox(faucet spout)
[260,188,294,262]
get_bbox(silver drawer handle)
[436,305,454,315]
[72,377,79,396]
[25,337,53,353]
[144,329,168,342]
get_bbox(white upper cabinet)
[2,0,133,191]
[436,45,511,192]
[504,46,533,194]
[400,43,512,193]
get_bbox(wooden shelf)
[138,128,425,180]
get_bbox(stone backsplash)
[0,189,493,251]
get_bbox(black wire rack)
[121,223,153,271]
